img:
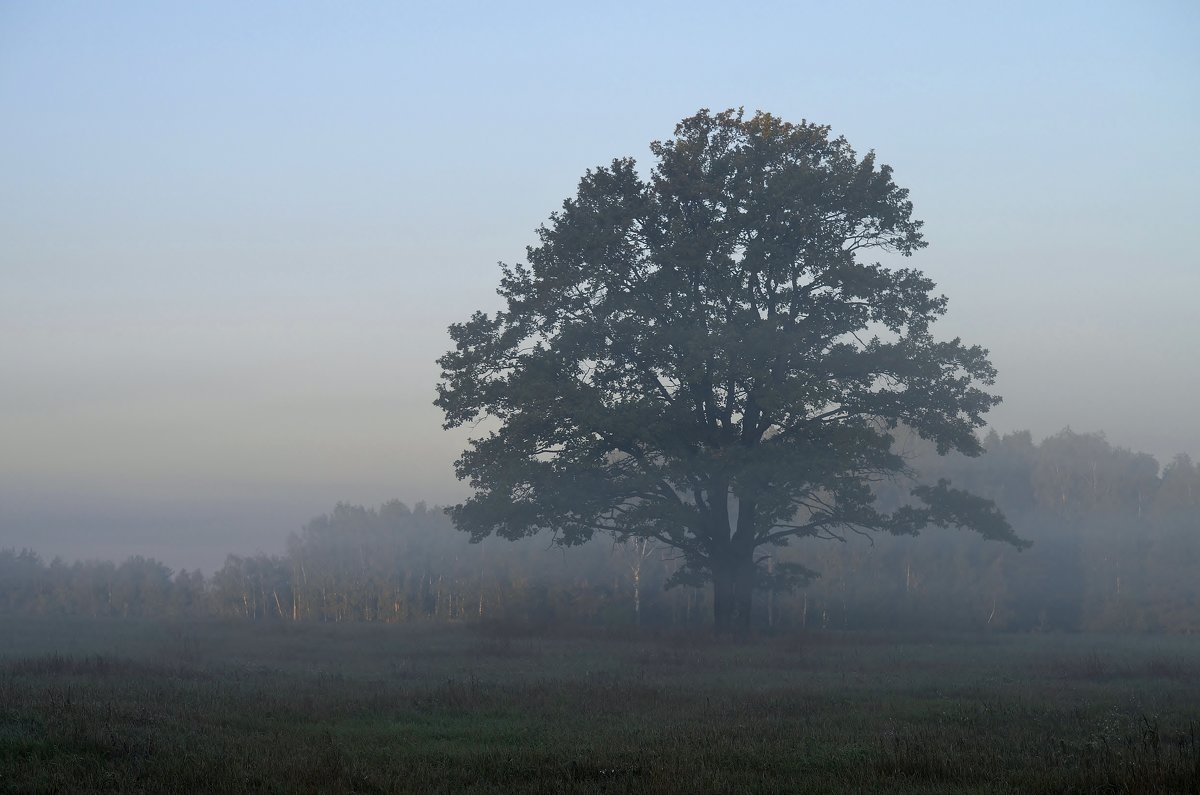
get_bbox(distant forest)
[3,428,1197,634]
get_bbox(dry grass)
[0,617,1197,792]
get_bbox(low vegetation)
[1,617,1197,792]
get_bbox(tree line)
[1,428,1196,633]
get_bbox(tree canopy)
[436,108,1026,631]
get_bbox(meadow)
[1,617,1197,793]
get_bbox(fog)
[3,429,1198,634]
[3,2,1198,575]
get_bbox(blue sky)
[2,1,1197,571]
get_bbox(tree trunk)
[712,565,735,633]
[732,558,755,635]
[712,550,755,634]
[633,566,642,626]
[766,557,774,630]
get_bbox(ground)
[1,617,1197,793]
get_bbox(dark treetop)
[436,109,1025,630]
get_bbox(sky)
[2,1,1198,573]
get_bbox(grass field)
[1,617,1198,793]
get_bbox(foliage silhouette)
[437,108,1025,631]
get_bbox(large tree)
[436,109,1026,632]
